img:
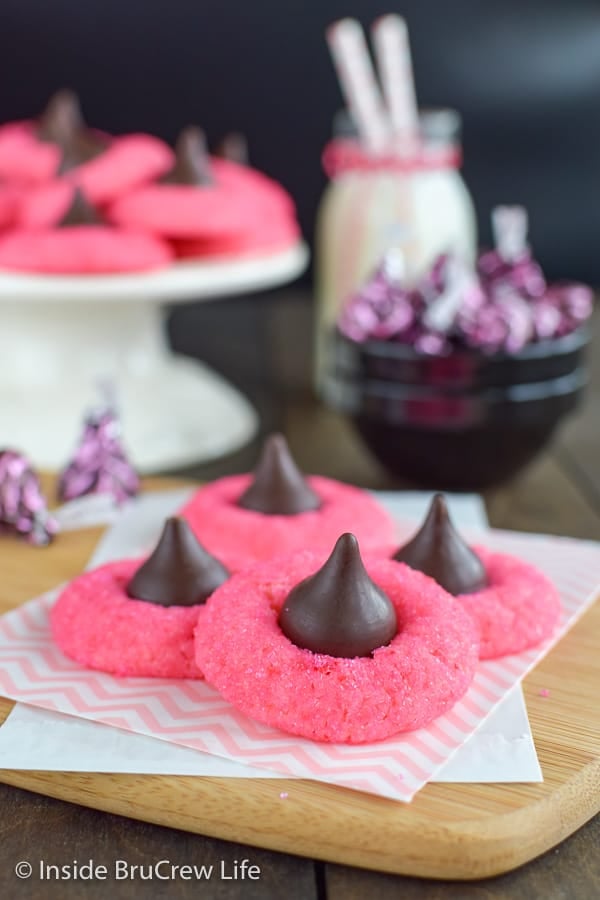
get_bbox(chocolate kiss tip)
[43,88,81,118]
[164,126,212,185]
[58,187,102,228]
[216,132,248,165]
[393,493,487,596]
[38,90,82,139]
[48,88,79,107]
[177,125,207,152]
[126,517,229,607]
[278,532,397,658]
[237,433,321,516]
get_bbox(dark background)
[2,0,600,282]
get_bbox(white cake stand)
[0,242,308,472]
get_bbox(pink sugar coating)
[16,180,73,229]
[0,123,59,184]
[108,182,253,239]
[51,558,207,678]
[194,554,479,743]
[108,157,296,240]
[174,215,300,260]
[179,475,398,565]
[67,134,174,205]
[0,186,19,230]
[210,158,296,218]
[0,227,173,274]
[457,547,562,659]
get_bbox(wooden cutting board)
[0,478,598,881]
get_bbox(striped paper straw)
[326,18,390,154]
[371,14,419,156]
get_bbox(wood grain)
[325,812,600,900]
[0,478,598,880]
[0,781,317,900]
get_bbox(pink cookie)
[17,181,88,229]
[194,553,479,743]
[108,180,255,240]
[457,547,561,659]
[51,558,205,679]
[108,157,296,241]
[173,214,300,260]
[0,185,20,231]
[66,133,174,205]
[210,158,296,218]
[179,475,397,565]
[0,226,173,274]
[0,122,59,184]
[0,118,172,201]
[17,179,180,230]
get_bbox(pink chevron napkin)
[0,530,598,802]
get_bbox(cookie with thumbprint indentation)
[65,133,174,205]
[0,90,109,184]
[194,534,479,743]
[178,434,398,565]
[0,90,172,200]
[51,519,234,679]
[392,494,561,659]
[108,128,298,242]
[0,187,173,274]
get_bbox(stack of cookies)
[51,434,561,745]
[0,91,300,274]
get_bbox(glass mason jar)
[314,109,477,388]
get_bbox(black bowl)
[332,327,589,389]
[322,328,590,490]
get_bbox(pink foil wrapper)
[0,450,59,545]
[58,408,139,504]
[420,254,487,334]
[338,263,416,342]
[478,249,547,300]
[459,290,535,354]
[337,247,592,356]
[482,206,546,299]
[545,283,594,336]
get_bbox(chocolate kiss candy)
[393,494,487,595]
[58,188,103,227]
[237,433,321,515]
[126,517,229,607]
[57,404,139,504]
[38,89,83,144]
[215,132,249,165]
[38,89,107,172]
[0,449,59,546]
[162,127,213,185]
[278,533,397,657]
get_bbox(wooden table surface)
[1,290,599,899]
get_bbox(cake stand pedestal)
[0,243,308,472]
